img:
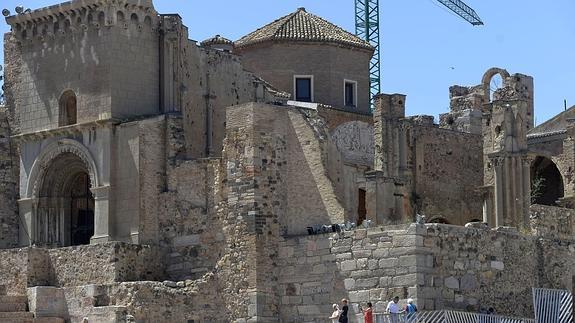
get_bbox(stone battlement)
[6,0,158,42]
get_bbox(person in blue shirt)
[405,298,418,322]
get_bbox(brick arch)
[26,139,99,198]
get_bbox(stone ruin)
[0,0,573,322]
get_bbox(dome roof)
[235,7,373,51]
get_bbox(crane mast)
[355,0,381,103]
[355,0,483,104]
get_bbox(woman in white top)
[329,304,340,323]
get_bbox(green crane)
[355,0,483,102]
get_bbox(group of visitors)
[329,297,417,322]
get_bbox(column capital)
[90,185,111,200]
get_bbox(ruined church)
[0,0,574,322]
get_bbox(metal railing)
[355,310,535,323]
[532,287,573,323]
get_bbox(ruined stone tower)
[482,68,534,228]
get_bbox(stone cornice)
[11,118,120,143]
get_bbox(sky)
[1,0,574,125]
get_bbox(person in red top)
[360,302,373,323]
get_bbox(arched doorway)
[36,152,95,247]
[531,156,564,206]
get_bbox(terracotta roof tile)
[235,8,373,51]
[201,34,234,47]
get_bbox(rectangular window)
[294,76,313,102]
[344,80,357,107]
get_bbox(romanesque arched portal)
[531,156,564,206]
[20,139,111,247]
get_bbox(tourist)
[329,304,340,323]
[339,299,349,323]
[405,298,418,322]
[360,302,373,323]
[386,296,403,323]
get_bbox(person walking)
[339,299,349,323]
[386,296,402,323]
[360,302,373,323]
[329,304,340,323]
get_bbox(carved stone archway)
[19,139,111,247]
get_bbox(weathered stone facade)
[1,0,575,322]
[0,107,18,248]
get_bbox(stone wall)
[4,3,160,134]
[0,107,19,248]
[0,243,165,295]
[410,126,484,224]
[319,106,373,131]
[277,225,420,322]
[276,223,575,321]
[530,204,575,240]
[237,43,373,113]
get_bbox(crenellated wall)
[4,0,160,134]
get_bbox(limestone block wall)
[277,225,427,322]
[0,107,19,248]
[278,224,575,321]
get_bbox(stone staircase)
[0,286,64,323]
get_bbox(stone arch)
[130,13,139,24]
[59,90,77,126]
[482,67,510,102]
[34,152,96,246]
[26,139,99,199]
[531,156,564,206]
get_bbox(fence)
[532,287,573,323]
[355,310,535,323]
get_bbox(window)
[294,75,313,102]
[344,80,357,107]
[59,90,77,126]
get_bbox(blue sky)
[1,0,574,125]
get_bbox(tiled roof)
[200,34,234,47]
[235,7,373,51]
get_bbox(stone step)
[34,318,65,323]
[0,312,34,319]
[0,302,27,312]
[0,296,28,304]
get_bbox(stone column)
[492,157,504,227]
[90,185,112,244]
[521,156,532,226]
[17,198,35,246]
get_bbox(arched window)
[59,90,77,126]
